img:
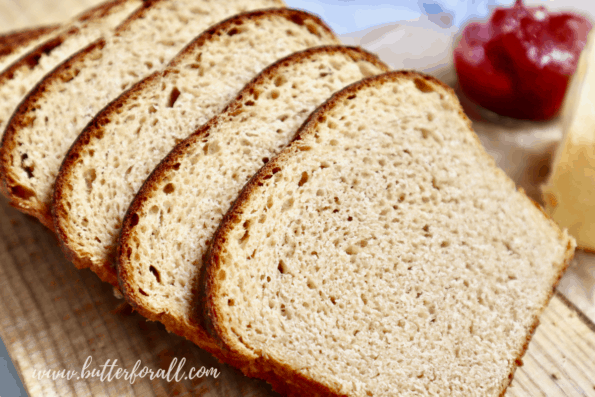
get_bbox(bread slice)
[542,27,595,251]
[0,0,143,133]
[201,71,576,396]
[116,46,387,358]
[53,9,339,287]
[0,0,284,229]
[0,25,60,71]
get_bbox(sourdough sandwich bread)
[0,25,59,71]
[53,9,339,286]
[0,0,283,228]
[201,71,576,396]
[0,0,142,133]
[117,46,387,359]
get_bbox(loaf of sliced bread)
[0,0,283,229]
[0,0,143,133]
[201,71,576,396]
[0,25,59,71]
[117,46,387,357]
[53,9,339,286]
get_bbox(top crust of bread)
[52,8,338,287]
[0,0,284,229]
[202,71,575,397]
[0,25,60,70]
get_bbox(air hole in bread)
[280,304,290,319]
[9,184,36,200]
[274,75,287,87]
[270,89,280,100]
[129,213,139,227]
[83,168,97,190]
[60,66,81,83]
[228,299,235,306]
[239,229,250,244]
[227,27,240,36]
[281,197,294,212]
[414,78,434,93]
[138,288,148,296]
[298,172,309,187]
[278,260,288,274]
[305,23,320,37]
[249,87,260,100]
[419,128,430,139]
[149,265,161,283]
[167,87,181,108]
[345,246,358,255]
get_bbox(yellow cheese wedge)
[542,27,595,251]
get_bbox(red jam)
[454,0,591,120]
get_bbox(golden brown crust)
[0,25,60,62]
[497,238,575,397]
[55,9,342,285]
[201,71,576,396]
[0,29,76,86]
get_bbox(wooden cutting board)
[1,1,594,396]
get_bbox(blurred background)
[286,0,595,84]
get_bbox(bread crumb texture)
[1,0,282,217]
[57,9,338,277]
[208,73,573,396]
[120,48,387,337]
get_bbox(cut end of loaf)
[205,71,575,397]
